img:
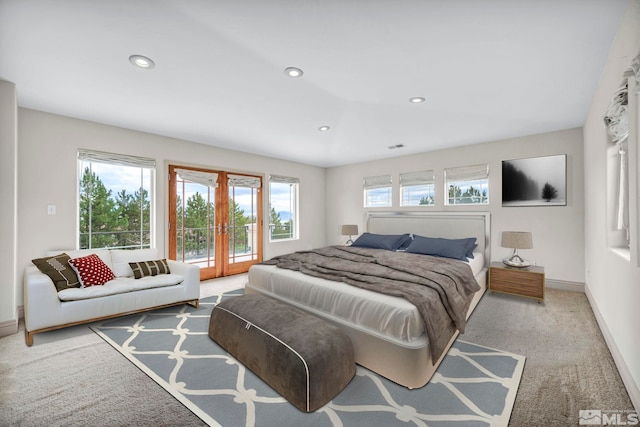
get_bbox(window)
[400,170,435,206]
[604,79,631,253]
[364,175,392,207]
[269,175,299,241]
[78,149,154,250]
[445,164,489,205]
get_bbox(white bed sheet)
[247,251,484,343]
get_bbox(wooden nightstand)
[489,262,545,302]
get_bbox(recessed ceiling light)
[129,55,155,69]
[284,67,304,77]
[318,126,330,131]
[409,97,425,103]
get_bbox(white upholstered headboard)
[365,211,491,267]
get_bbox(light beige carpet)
[463,287,634,426]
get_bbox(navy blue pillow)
[351,233,412,251]
[406,235,477,261]
[464,238,478,259]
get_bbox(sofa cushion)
[61,249,114,272]
[110,248,160,277]
[68,253,115,287]
[129,259,170,279]
[31,253,81,292]
[57,274,185,301]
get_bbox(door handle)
[224,223,229,234]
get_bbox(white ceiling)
[0,0,629,167]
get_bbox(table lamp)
[501,231,533,267]
[341,225,358,245]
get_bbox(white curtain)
[608,51,640,246]
[603,82,629,145]
[616,145,629,240]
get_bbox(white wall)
[0,81,18,337]
[326,127,585,284]
[583,0,640,410]
[16,108,326,307]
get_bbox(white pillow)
[110,248,160,277]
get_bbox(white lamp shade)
[341,225,358,236]
[501,231,533,249]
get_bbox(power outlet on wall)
[47,205,56,215]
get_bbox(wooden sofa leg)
[188,300,200,309]
[26,330,33,346]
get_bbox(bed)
[246,211,490,389]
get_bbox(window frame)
[77,149,155,250]
[400,170,435,206]
[268,175,299,242]
[444,164,489,206]
[364,174,393,208]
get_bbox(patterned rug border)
[92,294,238,427]
[91,290,525,427]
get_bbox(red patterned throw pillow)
[68,253,115,287]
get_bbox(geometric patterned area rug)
[92,290,525,427]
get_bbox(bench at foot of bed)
[208,293,356,412]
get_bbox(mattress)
[246,251,485,343]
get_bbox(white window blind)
[228,174,261,188]
[175,168,218,187]
[400,170,434,186]
[78,149,155,168]
[269,175,300,184]
[363,175,392,189]
[444,164,489,181]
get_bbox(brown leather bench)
[208,293,355,412]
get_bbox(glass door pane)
[174,174,217,279]
[228,185,259,264]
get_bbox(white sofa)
[24,248,200,345]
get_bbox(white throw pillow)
[110,248,160,277]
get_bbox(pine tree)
[541,182,558,202]
[79,167,117,249]
[419,196,433,205]
[184,192,209,256]
[229,198,249,252]
[269,205,288,239]
[448,185,462,204]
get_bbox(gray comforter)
[262,246,481,362]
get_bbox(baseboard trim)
[585,284,640,412]
[0,318,19,339]
[545,279,585,293]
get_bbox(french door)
[168,165,262,280]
